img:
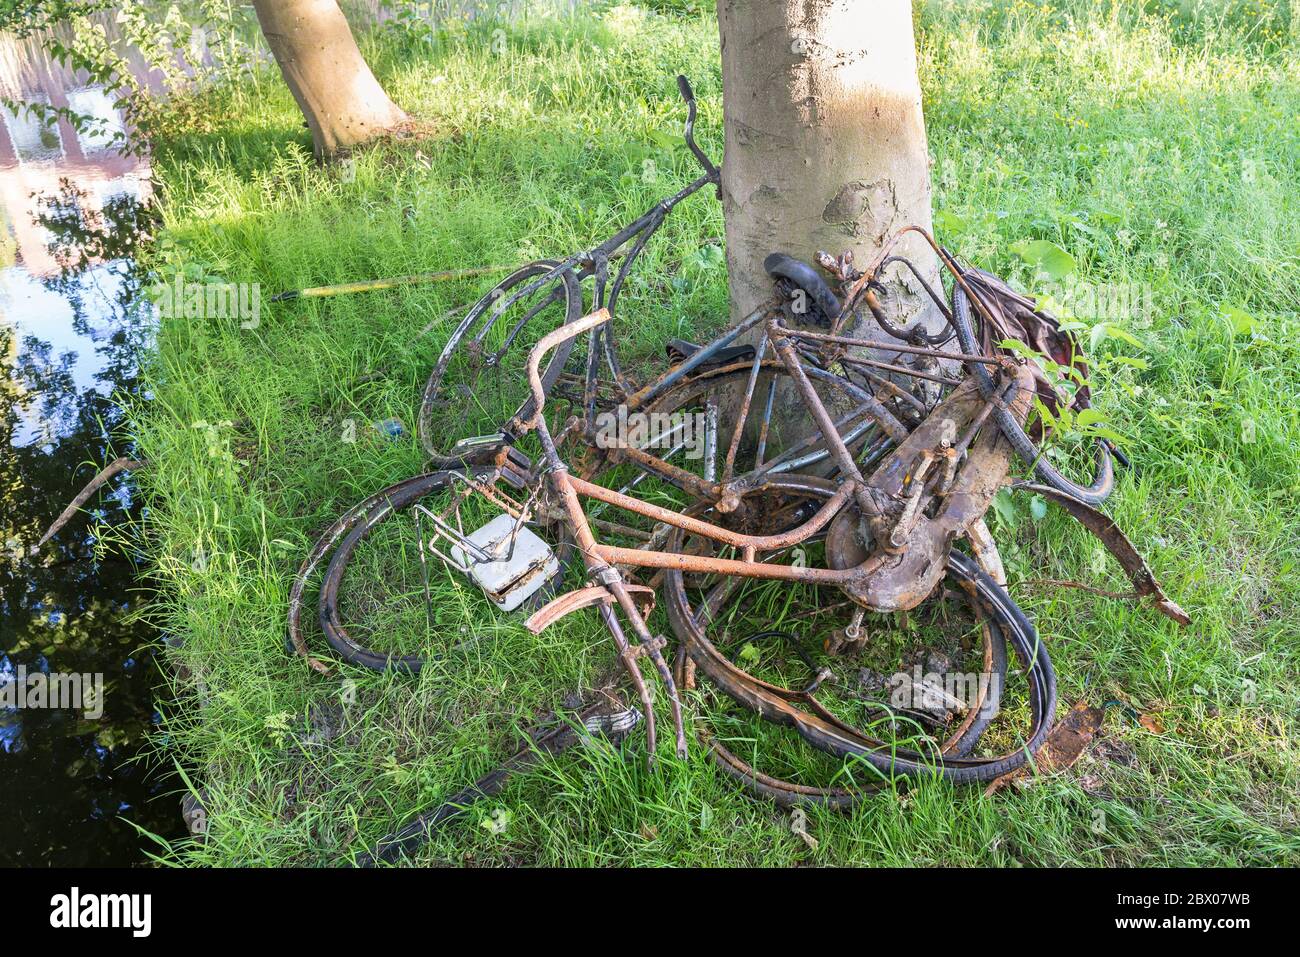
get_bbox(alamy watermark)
[153,274,261,329]
[592,406,708,460]
[1037,277,1156,326]
[1,664,103,719]
[49,887,150,937]
[887,665,998,719]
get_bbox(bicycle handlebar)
[677,74,720,185]
[526,309,613,428]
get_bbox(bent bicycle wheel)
[577,356,907,513]
[418,260,583,469]
[296,467,572,673]
[661,474,1057,787]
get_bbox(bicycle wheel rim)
[313,468,570,672]
[662,474,1057,785]
[418,260,583,467]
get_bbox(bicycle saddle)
[665,339,756,367]
[763,252,842,326]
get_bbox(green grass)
[128,0,1300,865]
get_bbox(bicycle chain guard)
[826,363,1035,612]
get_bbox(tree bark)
[717,0,942,337]
[252,0,408,160]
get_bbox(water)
[0,1,588,867]
[0,28,185,866]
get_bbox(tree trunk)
[252,0,408,160]
[717,0,942,337]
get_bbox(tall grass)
[129,1,1300,865]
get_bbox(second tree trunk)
[252,0,408,160]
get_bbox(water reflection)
[0,27,183,865]
[1,1,589,865]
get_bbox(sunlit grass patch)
[132,1,1300,866]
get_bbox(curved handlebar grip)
[526,309,612,428]
[676,74,694,104]
[675,73,720,186]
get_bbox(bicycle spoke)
[723,336,769,483]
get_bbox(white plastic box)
[449,514,561,612]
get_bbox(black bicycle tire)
[663,474,1057,785]
[673,583,1011,807]
[951,283,1114,504]
[314,468,570,673]
[418,260,582,468]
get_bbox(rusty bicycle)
[413,76,1115,504]
[287,75,1188,806]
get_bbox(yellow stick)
[269,265,513,302]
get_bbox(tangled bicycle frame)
[286,77,1189,847]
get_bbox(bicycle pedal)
[499,445,534,475]
[448,435,533,474]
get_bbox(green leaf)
[1218,305,1257,337]
[1089,322,1109,353]
[1087,426,1127,444]
[1029,495,1048,522]
[998,337,1041,359]
[1103,324,1145,349]
[1075,408,1106,428]
[1009,239,1076,280]
[684,244,724,273]
[933,209,968,234]
[992,488,1018,529]
[646,128,684,151]
[1032,397,1059,432]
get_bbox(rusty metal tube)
[525,308,613,430]
[776,323,1000,365]
[594,544,880,583]
[568,474,856,551]
[770,324,908,449]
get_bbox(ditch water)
[0,27,186,865]
[0,1,581,867]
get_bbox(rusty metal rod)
[839,355,961,388]
[595,543,882,583]
[723,336,769,482]
[567,474,855,552]
[775,323,1000,364]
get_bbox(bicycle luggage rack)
[410,458,561,617]
[449,514,561,612]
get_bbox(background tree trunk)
[252,0,408,160]
[717,0,942,337]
